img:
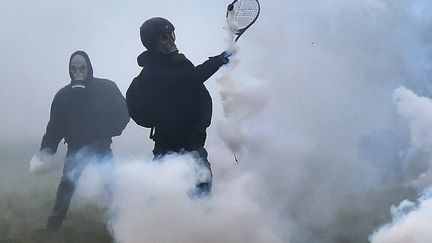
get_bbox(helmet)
[140,17,175,50]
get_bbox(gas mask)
[156,31,178,54]
[70,55,88,82]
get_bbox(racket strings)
[230,0,259,30]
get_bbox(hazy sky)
[0,0,228,151]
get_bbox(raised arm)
[189,52,231,83]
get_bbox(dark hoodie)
[40,51,130,153]
[126,50,225,150]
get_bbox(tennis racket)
[226,0,260,42]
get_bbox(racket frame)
[226,0,261,42]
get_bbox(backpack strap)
[149,127,155,140]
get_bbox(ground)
[0,143,112,243]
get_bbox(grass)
[0,191,113,243]
[0,143,113,243]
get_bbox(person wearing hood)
[126,17,231,198]
[32,51,130,233]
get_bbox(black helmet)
[140,17,175,50]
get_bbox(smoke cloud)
[211,0,432,242]
[2,0,432,242]
[74,153,284,243]
[369,188,432,243]
[369,87,432,243]
[29,150,63,175]
[393,87,432,188]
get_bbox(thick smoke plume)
[75,154,284,243]
[393,87,432,188]
[2,0,432,242]
[369,188,432,243]
[29,150,62,175]
[212,0,432,242]
[369,87,432,243]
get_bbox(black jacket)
[41,53,129,153]
[127,51,225,149]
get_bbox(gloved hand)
[222,51,232,64]
[217,50,236,65]
[29,148,60,175]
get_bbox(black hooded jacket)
[40,51,130,153]
[126,51,225,149]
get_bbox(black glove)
[220,51,233,64]
[210,51,235,66]
[213,51,234,65]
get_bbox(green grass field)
[0,195,112,243]
[0,143,113,243]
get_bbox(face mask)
[70,55,88,81]
[156,31,178,54]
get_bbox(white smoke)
[211,0,432,242]
[97,1,432,242]
[29,149,62,175]
[75,153,284,243]
[215,15,269,155]
[2,0,432,242]
[393,87,432,188]
[369,87,432,243]
[74,160,113,210]
[369,188,432,243]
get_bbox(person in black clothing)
[33,51,130,233]
[126,17,231,197]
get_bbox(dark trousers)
[153,145,213,198]
[46,146,112,232]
